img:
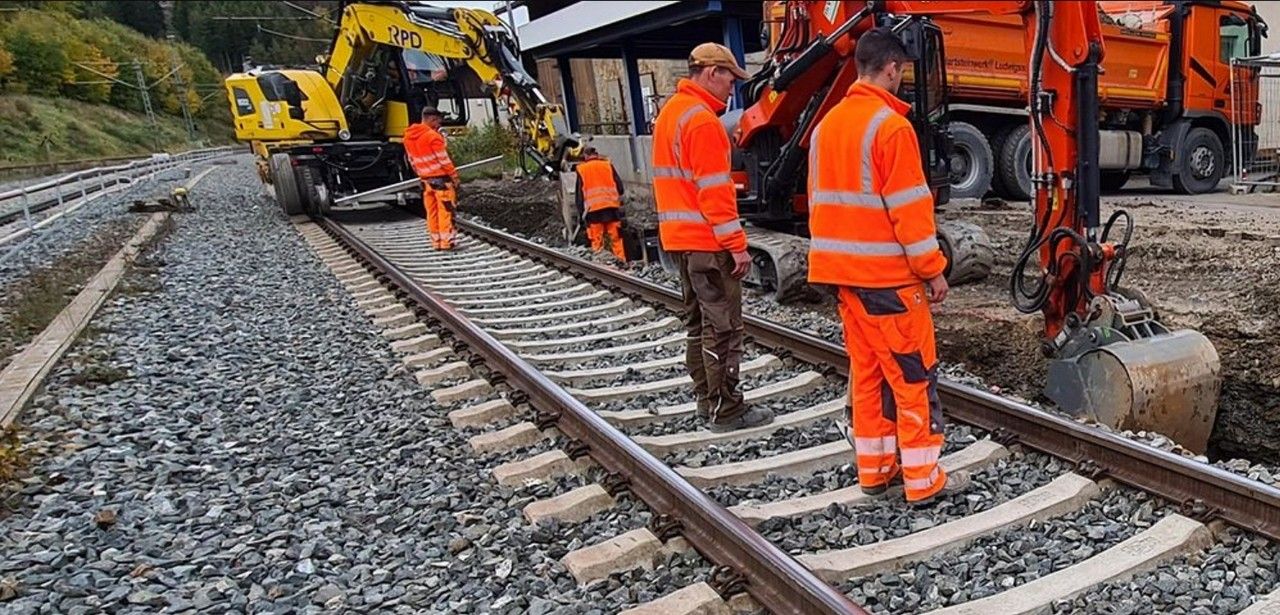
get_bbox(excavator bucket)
[1045,329,1221,454]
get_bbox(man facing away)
[575,146,628,262]
[807,28,969,504]
[652,43,774,433]
[403,107,459,250]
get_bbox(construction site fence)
[1232,56,1280,192]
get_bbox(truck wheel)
[987,123,1017,199]
[998,124,1034,202]
[948,121,993,200]
[1172,127,1224,195]
[1100,171,1131,193]
[269,153,304,216]
[295,166,332,217]
[938,220,994,286]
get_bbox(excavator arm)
[323,1,575,175]
[746,1,1220,451]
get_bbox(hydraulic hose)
[1010,1,1057,315]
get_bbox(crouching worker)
[404,107,459,250]
[575,147,627,261]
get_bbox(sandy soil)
[458,178,1280,463]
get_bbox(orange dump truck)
[936,0,1266,198]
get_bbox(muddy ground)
[459,179,1280,464]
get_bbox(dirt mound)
[458,178,564,242]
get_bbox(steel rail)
[456,217,1280,543]
[319,217,868,615]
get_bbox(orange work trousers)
[587,220,626,261]
[838,284,946,502]
[423,181,456,250]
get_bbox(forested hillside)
[0,1,342,164]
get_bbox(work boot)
[910,470,972,507]
[708,406,775,433]
[859,469,903,497]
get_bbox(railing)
[0,145,239,251]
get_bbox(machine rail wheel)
[939,220,994,286]
[296,166,332,217]
[269,153,305,216]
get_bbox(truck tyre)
[1100,170,1131,193]
[998,124,1034,202]
[948,121,993,200]
[269,153,304,216]
[987,123,1018,199]
[938,220,994,286]
[1172,127,1224,195]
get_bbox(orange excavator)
[735,1,1221,452]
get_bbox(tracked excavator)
[731,2,996,300]
[740,0,1221,453]
[224,1,575,216]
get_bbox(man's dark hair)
[421,106,444,120]
[582,146,599,157]
[854,27,911,75]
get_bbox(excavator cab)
[889,15,953,205]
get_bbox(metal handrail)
[0,146,239,229]
[0,146,237,204]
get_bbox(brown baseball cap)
[689,42,750,80]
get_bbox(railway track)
[297,205,1280,614]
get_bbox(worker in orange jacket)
[403,107,459,250]
[575,147,628,262]
[652,43,773,433]
[807,28,970,504]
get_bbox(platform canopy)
[516,0,765,134]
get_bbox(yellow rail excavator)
[224,0,575,216]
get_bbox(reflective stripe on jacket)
[651,79,747,253]
[806,81,947,288]
[577,159,622,213]
[403,123,457,180]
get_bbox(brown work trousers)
[671,251,745,422]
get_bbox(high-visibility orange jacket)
[403,123,458,181]
[807,82,947,288]
[651,79,747,253]
[575,158,624,222]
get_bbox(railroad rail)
[304,205,1280,614]
[457,217,1280,545]
[317,215,865,614]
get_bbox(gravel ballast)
[841,488,1172,614]
[1052,527,1280,615]
[0,159,707,614]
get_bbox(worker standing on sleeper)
[404,107,459,250]
[575,146,628,262]
[652,43,774,433]
[807,28,970,504]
